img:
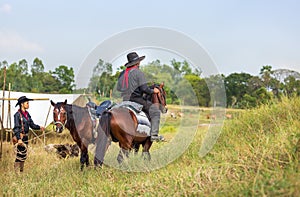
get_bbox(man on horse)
[117,52,164,142]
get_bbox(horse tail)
[99,111,111,137]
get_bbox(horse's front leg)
[80,146,89,170]
[85,149,90,167]
[82,138,91,167]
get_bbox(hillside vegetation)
[1,97,299,196]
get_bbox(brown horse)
[94,83,168,167]
[51,100,95,170]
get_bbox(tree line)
[88,59,300,109]
[0,58,75,94]
[1,57,299,108]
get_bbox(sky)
[0,0,300,88]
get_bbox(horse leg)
[142,151,151,161]
[132,142,140,155]
[86,151,90,167]
[142,139,153,161]
[116,133,133,164]
[80,148,88,171]
[82,139,90,167]
[117,148,130,164]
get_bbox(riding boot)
[19,162,25,172]
[150,117,164,142]
[14,162,20,174]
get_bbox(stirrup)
[150,135,165,142]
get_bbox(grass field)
[1,97,300,196]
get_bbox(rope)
[13,129,56,162]
[26,129,55,143]
[14,143,28,162]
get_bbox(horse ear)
[64,99,67,105]
[50,100,55,107]
[160,82,164,88]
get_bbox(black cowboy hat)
[15,96,33,107]
[124,52,145,67]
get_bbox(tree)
[30,58,45,92]
[259,65,281,98]
[41,72,61,93]
[31,58,44,75]
[225,73,253,108]
[0,60,8,68]
[184,74,210,106]
[52,65,75,93]
[284,76,300,97]
[205,74,226,107]
[92,59,112,77]
[5,60,30,91]
[260,65,273,91]
[170,59,195,78]
[88,59,114,97]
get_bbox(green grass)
[1,97,300,196]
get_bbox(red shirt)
[19,109,29,120]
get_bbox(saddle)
[112,101,151,136]
[86,100,115,139]
[86,100,151,137]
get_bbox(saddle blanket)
[112,101,151,136]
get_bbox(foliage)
[51,65,75,93]
[0,58,75,93]
[1,57,299,109]
[88,59,115,97]
[87,58,300,108]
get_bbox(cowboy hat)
[124,52,145,67]
[15,96,33,107]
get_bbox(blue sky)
[1,0,299,86]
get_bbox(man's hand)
[40,126,45,131]
[153,88,160,94]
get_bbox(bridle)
[53,107,68,130]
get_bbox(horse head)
[51,99,68,133]
[152,82,168,114]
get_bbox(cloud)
[0,30,44,53]
[0,3,12,14]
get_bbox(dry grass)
[1,97,300,196]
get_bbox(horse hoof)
[142,152,151,161]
